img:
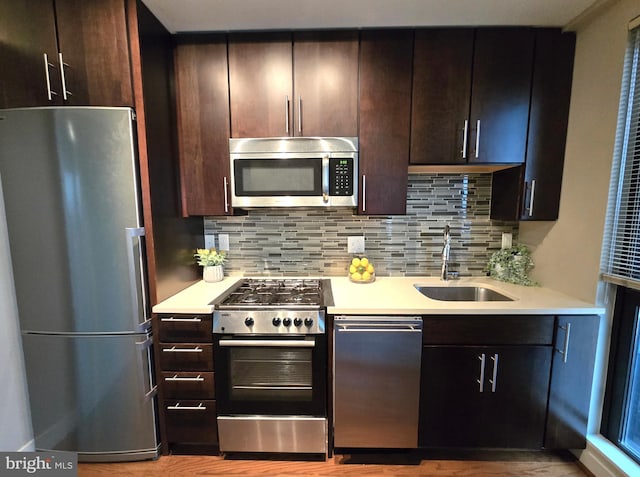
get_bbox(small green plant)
[194,248,227,267]
[486,244,537,286]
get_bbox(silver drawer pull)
[167,402,207,411]
[165,374,204,382]
[477,353,486,393]
[162,346,203,353]
[161,316,203,322]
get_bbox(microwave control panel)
[329,158,354,196]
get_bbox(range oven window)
[214,335,327,417]
[229,347,312,401]
[234,158,322,196]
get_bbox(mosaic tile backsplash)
[204,174,519,277]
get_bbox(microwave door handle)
[322,155,329,203]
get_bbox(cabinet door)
[545,315,599,449]
[292,31,359,137]
[229,32,293,138]
[0,0,60,107]
[490,29,575,221]
[410,29,474,165]
[175,37,232,216]
[54,0,133,106]
[358,30,413,215]
[521,29,575,220]
[420,345,551,449]
[469,28,534,164]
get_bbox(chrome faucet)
[441,225,452,281]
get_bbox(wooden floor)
[78,450,591,476]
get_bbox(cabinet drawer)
[159,343,213,370]
[164,399,218,444]
[157,314,212,342]
[422,315,554,345]
[161,371,215,399]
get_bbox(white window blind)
[602,23,640,290]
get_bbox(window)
[601,18,640,465]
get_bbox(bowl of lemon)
[349,256,376,283]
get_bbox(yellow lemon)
[351,272,362,281]
[367,264,375,274]
[349,264,356,274]
[360,257,369,267]
[351,257,361,267]
[362,271,371,281]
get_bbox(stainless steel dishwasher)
[333,315,423,448]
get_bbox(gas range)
[213,278,328,335]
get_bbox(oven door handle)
[218,339,315,348]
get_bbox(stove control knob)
[282,317,292,327]
[293,318,303,327]
[272,317,282,326]
[304,318,314,327]
[244,317,254,327]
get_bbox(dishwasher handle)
[335,323,421,332]
[334,317,422,333]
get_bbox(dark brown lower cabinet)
[164,400,218,444]
[419,345,551,448]
[156,313,218,454]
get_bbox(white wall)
[0,180,33,451]
[519,1,640,475]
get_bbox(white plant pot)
[203,265,224,283]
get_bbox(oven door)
[214,335,327,417]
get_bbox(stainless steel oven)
[213,279,328,455]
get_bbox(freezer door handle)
[126,227,149,332]
[136,335,157,400]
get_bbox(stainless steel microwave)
[229,137,358,208]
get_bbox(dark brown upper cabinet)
[491,29,575,221]
[228,31,358,138]
[410,29,474,165]
[174,36,233,216]
[411,28,534,165]
[358,30,414,215]
[0,0,133,108]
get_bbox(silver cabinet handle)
[322,155,329,203]
[477,353,486,392]
[163,346,203,353]
[223,176,229,213]
[165,374,205,382]
[462,119,469,159]
[160,316,202,323]
[556,323,572,363]
[475,119,481,159]
[219,339,315,348]
[489,353,499,392]
[362,174,367,213]
[167,402,207,411]
[285,95,290,134]
[43,53,58,101]
[298,96,302,134]
[528,179,536,217]
[125,227,149,332]
[58,53,71,100]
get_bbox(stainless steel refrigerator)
[0,107,159,462]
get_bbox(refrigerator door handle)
[136,335,157,401]
[126,227,150,332]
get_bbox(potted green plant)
[486,244,537,286]
[194,248,227,282]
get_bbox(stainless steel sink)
[414,285,514,302]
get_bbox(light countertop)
[152,276,605,316]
